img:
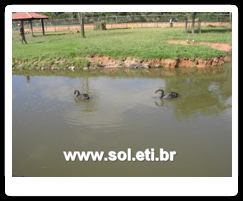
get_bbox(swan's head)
[74,90,80,96]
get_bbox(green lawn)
[12,27,231,69]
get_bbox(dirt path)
[20,22,230,34]
[167,40,232,52]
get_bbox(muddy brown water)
[12,65,232,176]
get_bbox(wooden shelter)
[12,12,48,36]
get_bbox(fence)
[12,13,231,33]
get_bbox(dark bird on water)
[155,88,179,99]
[74,90,90,101]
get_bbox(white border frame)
[5,5,238,196]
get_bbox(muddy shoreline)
[12,54,231,72]
[87,54,231,69]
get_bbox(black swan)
[74,90,90,101]
[155,88,179,99]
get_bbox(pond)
[12,65,232,177]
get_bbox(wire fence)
[12,13,231,33]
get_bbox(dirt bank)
[12,54,231,72]
[87,54,231,69]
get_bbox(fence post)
[229,12,232,29]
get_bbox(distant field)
[12,27,232,69]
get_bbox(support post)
[41,19,45,35]
[29,20,34,36]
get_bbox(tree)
[72,12,78,18]
[78,12,85,38]
[191,12,197,34]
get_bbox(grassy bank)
[12,27,231,70]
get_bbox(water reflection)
[26,75,30,84]
[74,77,98,112]
[154,99,165,107]
[12,65,232,177]
[150,66,232,120]
[163,66,231,118]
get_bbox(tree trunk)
[198,18,201,33]
[191,12,196,34]
[79,12,85,38]
[185,17,188,32]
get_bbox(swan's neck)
[75,90,80,96]
[159,90,165,98]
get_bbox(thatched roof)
[12,12,48,21]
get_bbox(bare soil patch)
[167,40,232,52]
